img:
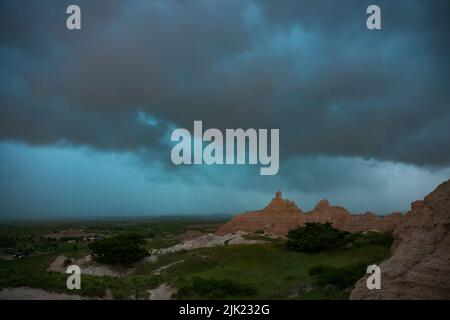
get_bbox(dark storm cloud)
[1,0,449,165]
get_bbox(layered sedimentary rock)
[216,191,402,236]
[350,179,450,299]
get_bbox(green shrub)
[89,233,149,266]
[174,277,258,299]
[286,223,351,253]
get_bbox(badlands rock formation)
[151,231,264,256]
[216,191,402,236]
[350,179,450,299]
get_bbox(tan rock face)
[215,192,402,236]
[350,179,450,300]
[313,199,330,211]
[263,191,300,212]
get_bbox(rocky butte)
[351,179,450,299]
[216,191,403,236]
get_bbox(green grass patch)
[146,241,390,299]
[174,277,257,299]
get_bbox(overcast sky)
[1,0,449,218]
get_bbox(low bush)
[286,223,351,253]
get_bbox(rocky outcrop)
[350,179,450,299]
[313,199,330,211]
[152,231,264,255]
[216,192,305,236]
[264,191,300,212]
[216,191,402,236]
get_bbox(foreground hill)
[351,179,450,299]
[216,191,402,236]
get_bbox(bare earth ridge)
[350,179,450,299]
[216,191,403,236]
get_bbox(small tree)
[286,223,351,253]
[89,233,149,266]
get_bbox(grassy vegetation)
[174,277,258,299]
[309,262,369,295]
[134,240,389,299]
[0,217,227,299]
[0,218,392,300]
[351,231,394,248]
[0,248,158,299]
